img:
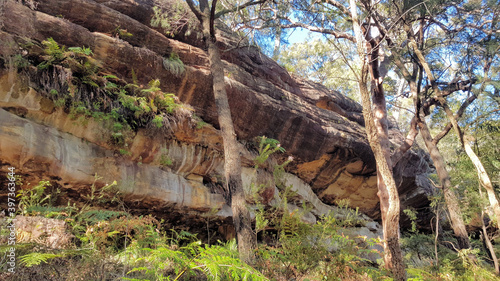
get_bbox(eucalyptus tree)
[363,0,500,256]
[349,1,407,279]
[230,0,411,277]
[154,0,271,264]
[231,0,411,278]
[374,2,474,248]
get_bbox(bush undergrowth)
[3,175,500,280]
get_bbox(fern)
[37,37,65,69]
[79,209,128,224]
[255,208,269,233]
[152,115,164,128]
[162,53,185,76]
[125,238,268,281]
[156,93,180,113]
[26,205,67,218]
[141,79,161,94]
[68,46,93,56]
[128,246,190,280]
[193,242,267,281]
[20,252,63,267]
[103,74,119,79]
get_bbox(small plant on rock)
[17,181,52,215]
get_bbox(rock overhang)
[0,0,433,227]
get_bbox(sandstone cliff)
[0,0,433,235]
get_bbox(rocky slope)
[0,0,433,235]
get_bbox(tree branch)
[432,94,477,145]
[279,17,356,41]
[421,79,476,114]
[214,0,267,19]
[410,38,468,144]
[441,78,477,95]
[427,17,497,36]
[185,0,203,22]
[391,115,419,166]
[210,0,218,38]
[323,0,350,16]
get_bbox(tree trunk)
[418,118,470,249]
[349,1,406,280]
[412,39,500,249]
[482,209,500,274]
[205,22,256,267]
[434,209,440,266]
[368,30,405,281]
[185,0,257,264]
[464,141,500,225]
[272,26,282,61]
[478,186,500,275]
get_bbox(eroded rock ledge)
[0,0,433,229]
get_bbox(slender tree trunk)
[418,118,470,249]
[434,209,440,266]
[186,0,257,264]
[481,209,500,274]
[437,99,500,223]
[412,39,500,249]
[478,185,500,274]
[430,88,500,227]
[272,26,282,61]
[349,1,406,280]
[204,21,256,267]
[368,32,406,281]
[464,141,500,225]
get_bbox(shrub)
[17,181,52,215]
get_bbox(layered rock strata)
[0,1,433,230]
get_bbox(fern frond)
[20,252,63,267]
[126,266,149,274]
[162,53,185,76]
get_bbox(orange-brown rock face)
[0,0,433,228]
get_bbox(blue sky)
[285,28,311,44]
